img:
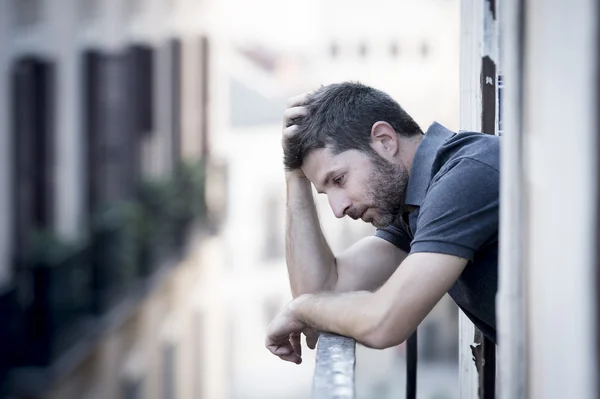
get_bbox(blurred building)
[311,0,460,131]
[0,1,223,398]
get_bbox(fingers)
[283,106,308,124]
[306,334,318,350]
[282,124,298,136]
[290,332,302,358]
[279,353,302,364]
[304,329,320,350]
[281,92,312,151]
[264,302,308,364]
[266,341,302,364]
[283,106,308,131]
[287,92,312,108]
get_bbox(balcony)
[0,161,206,397]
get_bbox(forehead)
[302,147,370,184]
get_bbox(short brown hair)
[283,82,423,171]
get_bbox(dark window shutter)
[82,50,102,215]
[11,57,55,259]
[82,49,138,213]
[128,44,154,135]
[170,38,182,169]
[199,36,210,161]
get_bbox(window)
[11,57,55,260]
[199,36,210,160]
[169,39,182,170]
[82,50,140,216]
[128,45,154,135]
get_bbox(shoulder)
[435,132,500,173]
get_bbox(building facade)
[0,1,224,398]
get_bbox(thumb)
[304,330,320,350]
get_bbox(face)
[302,147,409,228]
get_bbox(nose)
[328,195,351,219]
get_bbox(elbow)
[355,300,411,350]
[359,325,408,350]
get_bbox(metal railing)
[472,330,496,399]
[0,217,195,397]
[312,330,419,399]
[1,213,195,370]
[313,334,355,399]
[13,246,93,366]
[312,328,495,399]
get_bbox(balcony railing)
[312,328,495,398]
[313,334,356,399]
[0,161,206,396]
[13,245,94,367]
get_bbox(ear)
[370,121,399,160]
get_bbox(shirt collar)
[404,122,456,207]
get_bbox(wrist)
[285,170,310,184]
[288,294,313,323]
[286,173,312,199]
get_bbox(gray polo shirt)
[375,122,499,344]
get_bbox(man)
[265,82,499,364]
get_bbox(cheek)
[352,164,374,186]
[344,181,368,204]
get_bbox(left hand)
[265,301,316,364]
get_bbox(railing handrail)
[312,333,356,399]
[313,330,420,399]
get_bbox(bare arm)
[266,253,467,362]
[285,173,336,296]
[286,172,407,296]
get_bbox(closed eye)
[333,175,345,186]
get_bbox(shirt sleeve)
[410,158,499,261]
[375,221,412,253]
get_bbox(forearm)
[286,174,337,297]
[291,291,394,349]
[289,253,468,349]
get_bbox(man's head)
[283,82,423,227]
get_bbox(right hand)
[282,92,311,151]
[282,92,312,180]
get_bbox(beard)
[364,154,409,228]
